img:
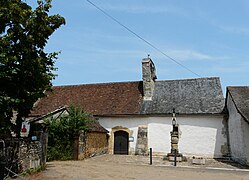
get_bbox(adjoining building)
[226,86,249,165]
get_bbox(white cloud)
[63,27,230,62]
[187,9,249,37]
[212,66,248,73]
[79,31,137,43]
[211,60,249,73]
[158,49,229,61]
[85,49,146,57]
[88,2,187,16]
[219,25,249,36]
[83,46,230,62]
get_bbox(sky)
[27,0,249,93]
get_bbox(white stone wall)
[241,119,249,165]
[227,94,249,164]
[99,115,227,158]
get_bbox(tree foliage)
[0,0,65,136]
[46,106,93,161]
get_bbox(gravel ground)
[16,155,249,180]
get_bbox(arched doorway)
[114,131,129,155]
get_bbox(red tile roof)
[30,81,143,117]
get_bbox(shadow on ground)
[214,158,249,169]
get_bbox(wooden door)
[114,131,128,155]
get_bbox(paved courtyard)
[24,155,249,180]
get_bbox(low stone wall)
[79,132,108,160]
[19,140,42,171]
[2,133,47,175]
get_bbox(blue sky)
[27,0,249,92]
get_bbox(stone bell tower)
[142,57,157,101]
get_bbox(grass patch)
[21,164,46,176]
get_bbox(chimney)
[142,57,157,100]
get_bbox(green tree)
[0,0,65,136]
[46,116,73,161]
[46,106,93,161]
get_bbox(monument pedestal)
[167,152,183,162]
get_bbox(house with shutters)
[29,58,229,158]
[226,86,249,165]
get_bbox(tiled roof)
[88,120,109,133]
[141,77,225,114]
[30,106,108,133]
[30,77,225,117]
[30,81,143,116]
[227,86,249,123]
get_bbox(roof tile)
[30,77,225,117]
[141,77,225,114]
[227,86,249,122]
[30,81,143,116]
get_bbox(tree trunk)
[15,115,22,138]
[73,135,79,160]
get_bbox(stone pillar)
[167,124,183,161]
[170,131,179,154]
[135,126,148,155]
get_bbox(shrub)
[46,105,93,161]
